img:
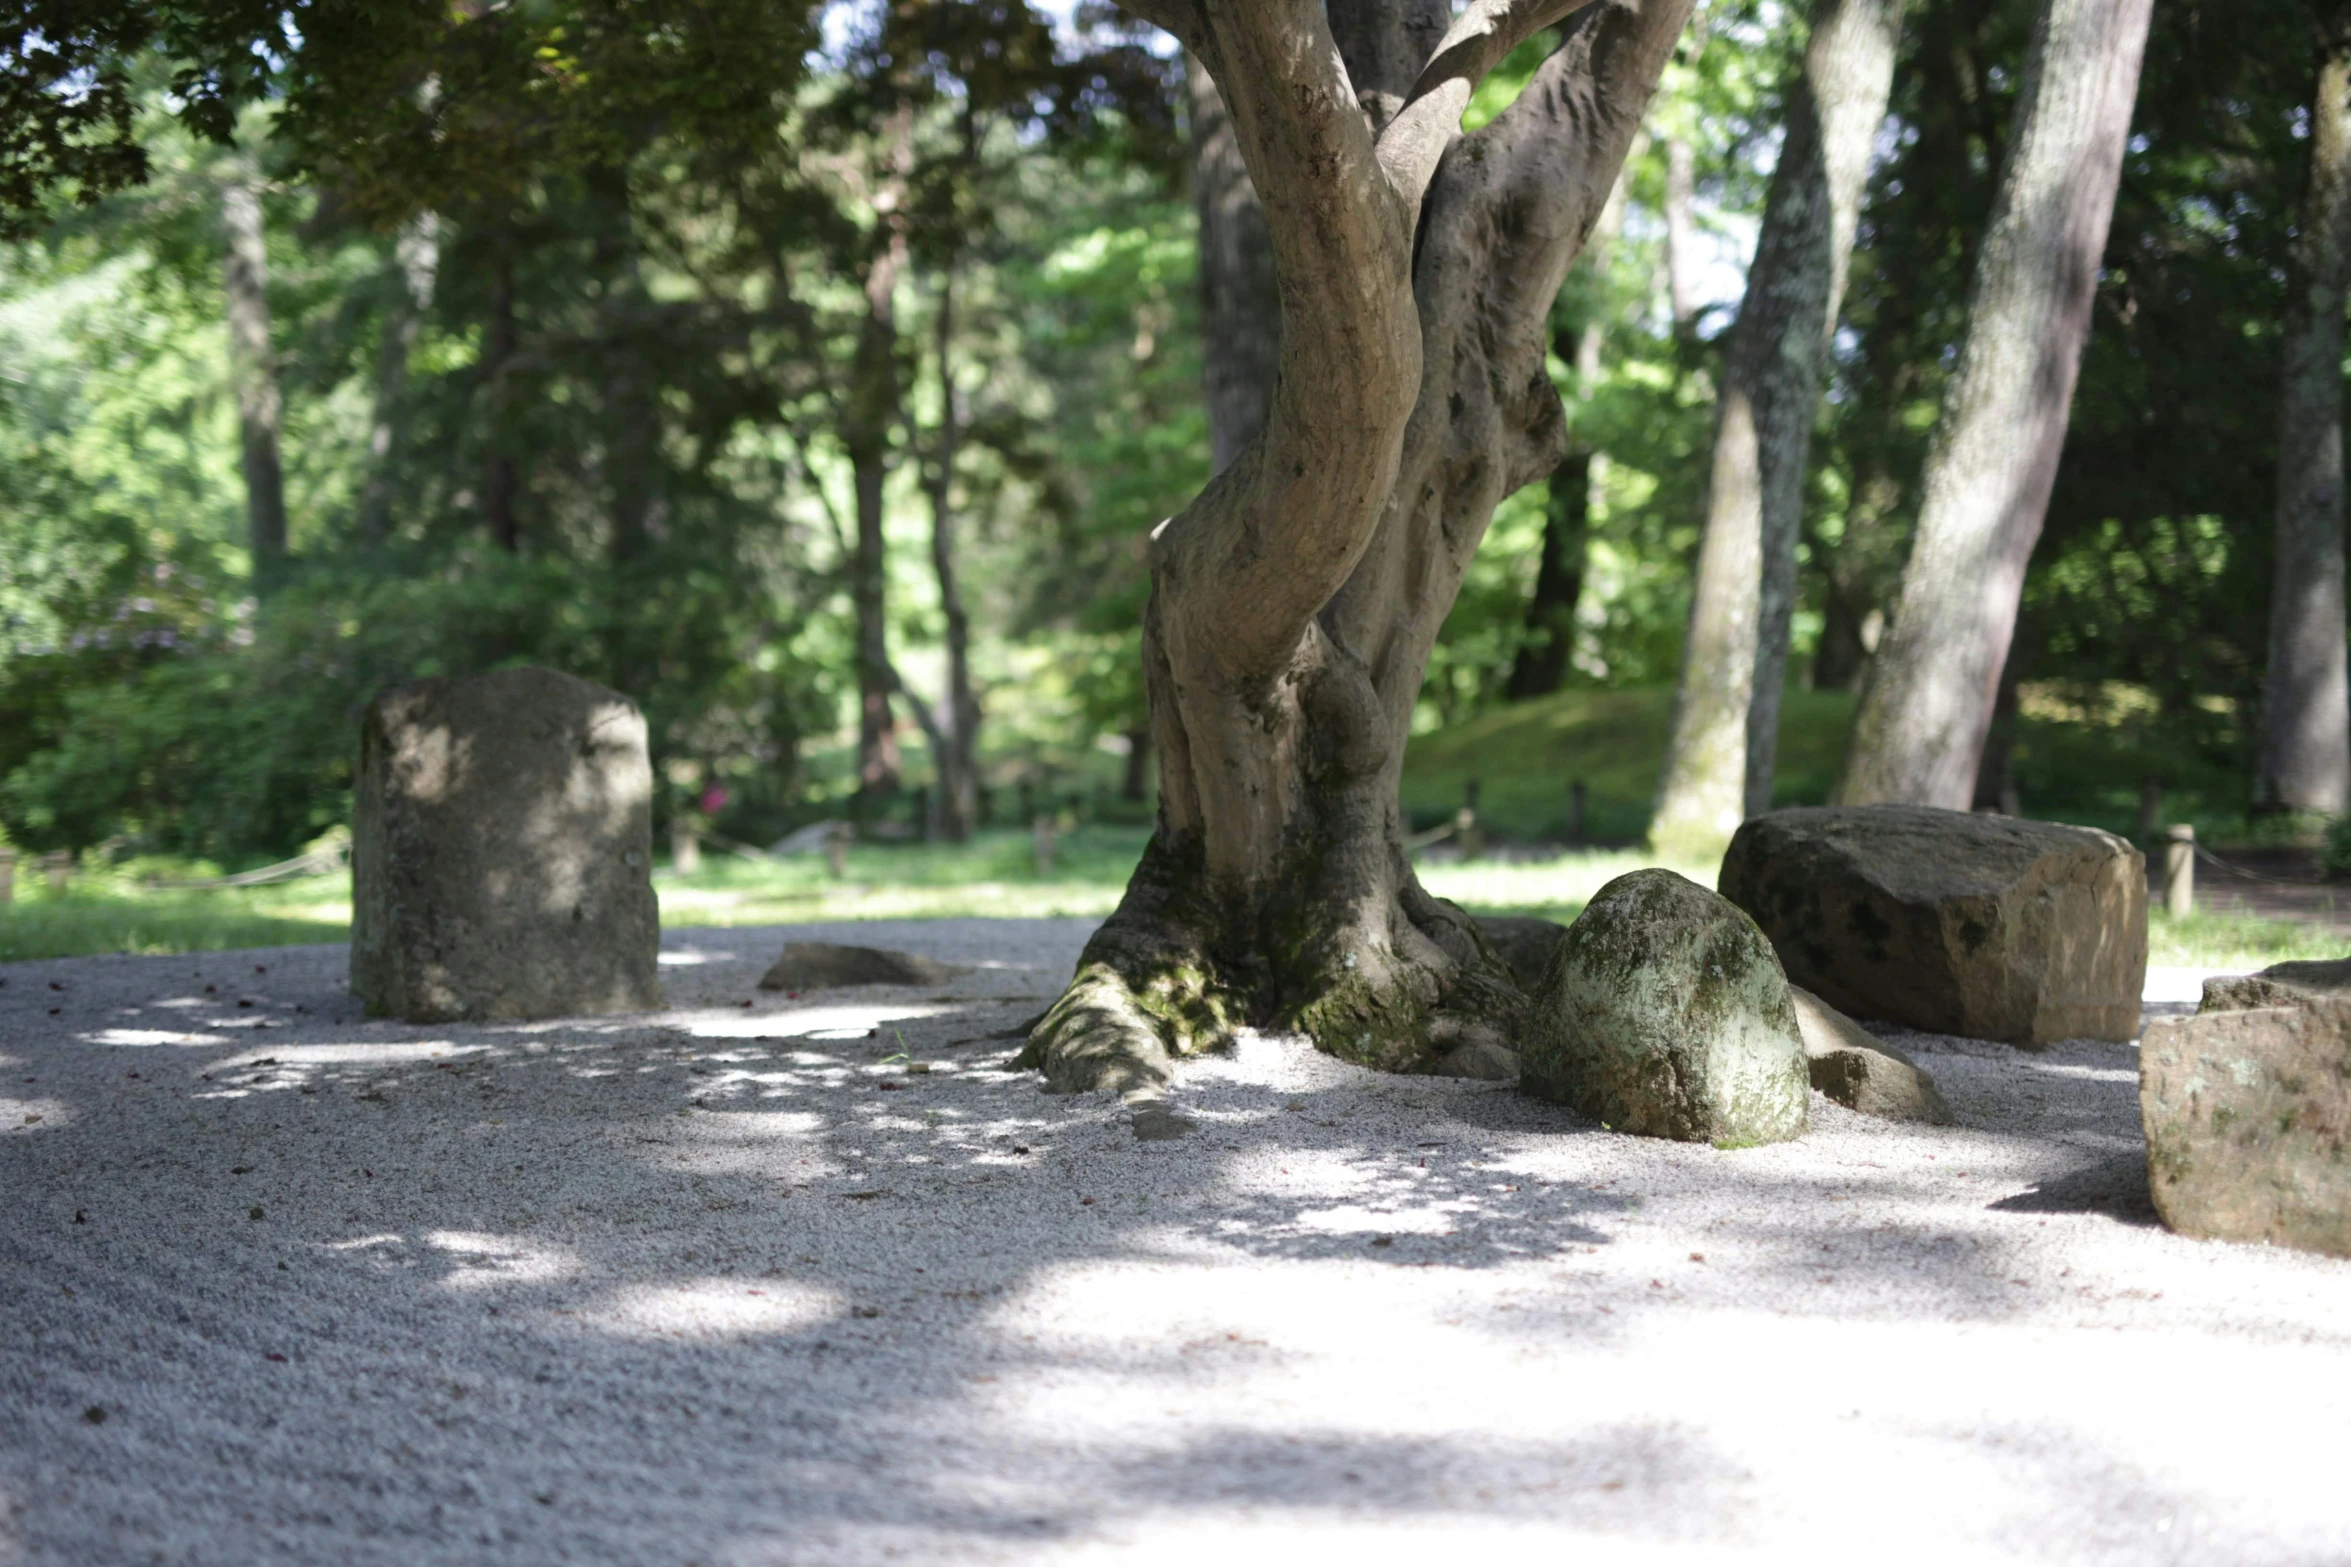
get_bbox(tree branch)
[1154,3,1420,683]
[1109,0,1208,56]
[1376,0,1605,201]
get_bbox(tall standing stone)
[1720,805,2146,1045]
[352,667,660,1022]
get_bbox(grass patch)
[1400,683,2269,844]
[2149,909,2348,972]
[4,827,2340,978]
[655,826,1146,926]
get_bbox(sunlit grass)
[1,829,2341,979]
[2148,909,2348,972]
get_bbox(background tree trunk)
[1661,135,1700,332]
[590,164,661,697]
[1503,445,1592,700]
[1650,0,1906,851]
[221,171,287,573]
[930,259,981,842]
[2256,17,2351,817]
[1836,0,2153,808]
[1505,159,1630,705]
[1027,0,1693,1097]
[845,116,912,812]
[482,245,521,554]
[1184,53,1281,470]
[357,215,438,548]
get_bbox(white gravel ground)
[4,922,2349,1566]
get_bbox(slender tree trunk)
[482,245,521,555]
[358,215,438,548]
[1503,447,1592,700]
[221,170,287,572]
[589,164,662,696]
[1661,135,1700,331]
[1025,0,1692,1098]
[1650,0,1906,851]
[1836,0,2153,808]
[845,116,913,811]
[2257,20,2351,816]
[1184,52,1283,470]
[930,258,981,842]
[1121,726,1151,801]
[1505,162,1630,705]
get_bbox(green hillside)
[1401,684,2255,845]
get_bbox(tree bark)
[1026,0,1693,1099]
[845,114,913,810]
[1835,0,2153,808]
[1649,0,1906,851]
[357,215,438,548]
[929,258,981,842]
[2256,18,2351,817]
[221,170,287,573]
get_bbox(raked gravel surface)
[3,921,2348,1566]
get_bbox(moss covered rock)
[1521,869,1809,1145]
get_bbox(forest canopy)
[0,0,2337,874]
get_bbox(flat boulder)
[1520,869,1808,1146]
[1790,985,1952,1123]
[1719,805,2145,1046]
[758,942,968,990]
[2141,962,2351,1258]
[2199,958,2351,1013]
[352,667,660,1022]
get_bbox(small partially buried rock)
[1789,986,1951,1123]
[2141,961,2351,1257]
[758,942,968,990]
[1520,869,1808,1145]
[1720,805,2146,1046]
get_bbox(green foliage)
[2323,816,2351,882]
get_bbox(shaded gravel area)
[4,921,2348,1564]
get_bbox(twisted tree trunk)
[1024,0,1692,1099]
[1836,0,2153,808]
[2256,17,2351,817]
[1649,0,1906,853]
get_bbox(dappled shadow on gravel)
[6,926,2351,1565]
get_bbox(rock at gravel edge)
[2142,983,2351,1258]
[1789,986,1952,1123]
[758,942,970,990]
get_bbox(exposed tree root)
[1020,834,1530,1095]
